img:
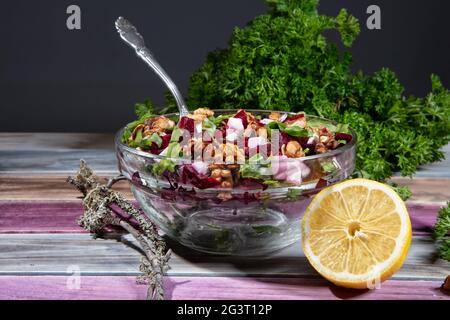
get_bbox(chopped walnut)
[315,142,327,154]
[212,143,245,164]
[268,112,281,121]
[314,127,338,153]
[282,141,305,158]
[209,167,233,187]
[257,126,268,138]
[183,139,208,160]
[208,164,240,188]
[143,116,175,135]
[189,107,214,121]
[194,107,214,117]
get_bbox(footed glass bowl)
[116,110,356,255]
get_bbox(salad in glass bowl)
[116,108,356,255]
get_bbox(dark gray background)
[1,0,449,133]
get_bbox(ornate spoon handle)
[115,17,189,117]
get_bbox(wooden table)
[0,133,449,300]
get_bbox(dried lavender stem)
[67,160,170,300]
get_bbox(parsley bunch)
[187,0,450,182]
[433,202,450,261]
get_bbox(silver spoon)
[115,17,189,117]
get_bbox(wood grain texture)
[1,175,449,204]
[0,234,447,280]
[0,276,447,300]
[1,133,449,177]
[0,201,440,235]
[390,177,450,204]
[0,176,133,200]
[0,133,114,151]
[1,133,449,300]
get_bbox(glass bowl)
[115,110,356,255]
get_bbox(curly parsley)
[187,0,450,185]
[433,202,450,262]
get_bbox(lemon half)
[301,178,412,289]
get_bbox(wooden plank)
[0,234,447,280]
[1,175,449,204]
[0,176,133,201]
[0,276,447,300]
[0,133,449,177]
[0,150,118,175]
[390,177,450,205]
[0,133,114,151]
[0,201,440,235]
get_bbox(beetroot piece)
[305,143,316,154]
[234,109,249,128]
[335,132,353,143]
[149,134,172,154]
[239,178,267,190]
[180,164,221,189]
[315,178,328,189]
[283,113,305,123]
[178,116,195,135]
[296,136,309,149]
[280,132,291,147]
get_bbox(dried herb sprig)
[67,160,171,300]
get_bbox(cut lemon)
[301,178,412,289]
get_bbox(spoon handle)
[115,17,189,117]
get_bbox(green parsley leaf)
[152,159,177,176]
[144,133,163,148]
[185,0,449,184]
[134,99,155,120]
[267,121,308,137]
[321,162,336,173]
[432,202,450,262]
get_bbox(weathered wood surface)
[1,133,449,177]
[0,176,133,200]
[0,276,447,300]
[0,133,449,300]
[1,175,449,205]
[0,234,447,280]
[0,201,440,235]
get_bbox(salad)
[121,108,352,190]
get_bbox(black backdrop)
[0,0,449,132]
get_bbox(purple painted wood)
[0,200,440,234]
[0,276,447,300]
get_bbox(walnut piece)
[143,116,175,135]
[283,141,305,158]
[268,112,281,120]
[208,164,240,188]
[194,107,214,117]
[314,127,338,153]
[213,143,245,164]
[189,107,214,121]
